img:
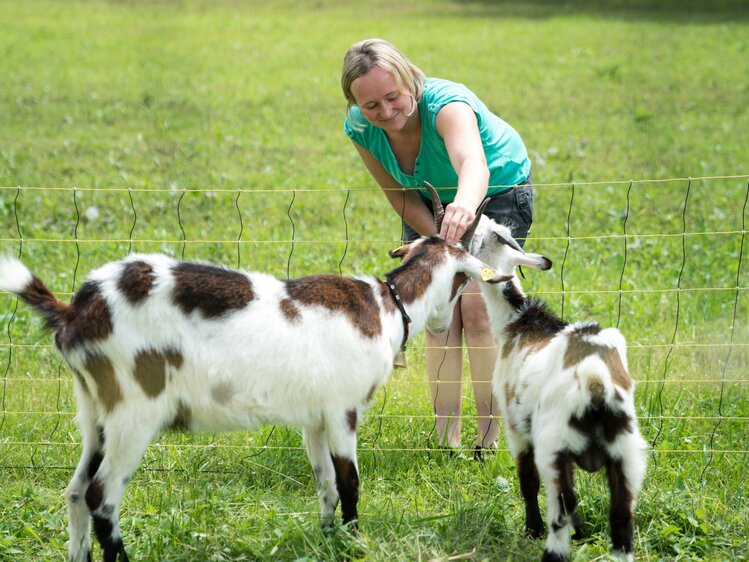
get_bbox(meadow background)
[1,0,748,560]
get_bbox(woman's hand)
[440,200,476,244]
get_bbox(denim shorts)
[401,173,534,247]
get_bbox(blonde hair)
[341,38,426,112]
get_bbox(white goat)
[0,196,500,562]
[468,218,647,562]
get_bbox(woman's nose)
[380,101,395,119]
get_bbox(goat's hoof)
[541,550,567,562]
[571,515,586,541]
[68,550,92,562]
[525,520,545,539]
[473,444,497,461]
[321,514,336,532]
[339,516,360,536]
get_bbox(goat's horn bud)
[460,196,491,248]
[423,181,445,234]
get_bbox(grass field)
[1,0,748,560]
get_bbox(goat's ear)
[389,244,410,259]
[494,231,525,254]
[479,265,513,284]
[487,273,514,284]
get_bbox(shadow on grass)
[451,0,749,22]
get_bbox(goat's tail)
[0,256,69,331]
[575,353,616,408]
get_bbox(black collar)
[384,277,412,351]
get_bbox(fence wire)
[1,176,748,483]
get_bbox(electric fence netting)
[1,176,747,489]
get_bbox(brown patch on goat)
[133,350,169,398]
[346,409,357,431]
[172,262,254,318]
[607,458,635,553]
[563,335,632,391]
[170,401,192,431]
[132,348,182,397]
[519,333,553,355]
[504,382,516,406]
[72,368,91,396]
[211,381,234,405]
[279,298,301,322]
[331,454,360,524]
[20,276,70,331]
[571,323,602,338]
[501,337,516,359]
[551,452,578,530]
[84,353,121,413]
[365,384,378,404]
[573,442,608,473]
[601,346,632,390]
[118,260,154,304]
[570,404,633,453]
[587,377,606,407]
[164,348,183,369]
[57,281,113,350]
[85,478,105,511]
[450,273,468,301]
[516,448,544,538]
[523,414,533,433]
[386,239,449,304]
[285,276,382,339]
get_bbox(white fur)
[469,219,647,561]
[0,255,33,294]
[0,240,494,560]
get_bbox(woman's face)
[350,66,414,134]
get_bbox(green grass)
[1,0,749,560]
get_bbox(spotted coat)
[0,237,497,562]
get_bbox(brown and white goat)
[0,195,501,562]
[468,218,647,562]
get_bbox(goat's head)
[468,216,552,277]
[390,236,510,332]
[386,183,519,333]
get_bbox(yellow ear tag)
[480,266,496,282]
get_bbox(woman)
[341,38,533,454]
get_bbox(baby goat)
[0,197,498,562]
[469,218,647,562]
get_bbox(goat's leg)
[66,392,102,562]
[85,416,159,562]
[515,446,544,539]
[606,431,646,561]
[606,457,636,561]
[326,410,360,529]
[302,425,338,529]
[539,450,577,562]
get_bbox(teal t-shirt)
[344,78,530,203]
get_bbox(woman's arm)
[435,101,490,244]
[351,140,437,236]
